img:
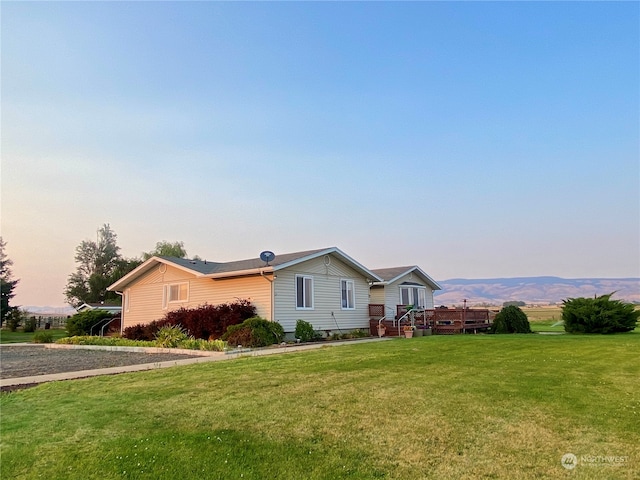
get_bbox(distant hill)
[434,277,640,306]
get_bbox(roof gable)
[371,266,442,290]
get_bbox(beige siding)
[122,264,272,330]
[370,285,385,305]
[383,272,436,318]
[273,254,372,333]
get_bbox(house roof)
[76,303,122,312]
[371,266,442,290]
[107,247,383,291]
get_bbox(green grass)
[529,320,566,333]
[0,328,68,344]
[2,334,639,479]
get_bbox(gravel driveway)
[0,345,202,379]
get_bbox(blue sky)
[2,1,638,307]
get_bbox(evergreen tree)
[490,305,532,333]
[0,237,20,325]
[563,293,639,334]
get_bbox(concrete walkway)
[0,337,390,389]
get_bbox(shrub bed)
[328,329,370,340]
[123,300,256,341]
[57,336,157,347]
[56,335,227,351]
[123,319,171,341]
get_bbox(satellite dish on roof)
[260,250,276,266]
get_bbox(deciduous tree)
[64,224,141,307]
[143,241,189,260]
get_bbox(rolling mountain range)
[434,277,640,306]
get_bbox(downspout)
[114,291,124,335]
[260,270,275,322]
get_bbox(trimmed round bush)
[223,316,284,348]
[490,305,532,334]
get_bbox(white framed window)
[296,275,314,309]
[341,279,355,310]
[399,285,426,308]
[162,283,189,309]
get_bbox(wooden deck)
[369,304,493,336]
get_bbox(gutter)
[205,267,274,279]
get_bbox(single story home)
[107,247,441,336]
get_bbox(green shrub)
[223,326,254,348]
[177,338,226,351]
[155,325,190,348]
[57,336,157,347]
[562,293,639,334]
[294,319,321,342]
[490,305,532,334]
[66,310,114,337]
[122,319,170,341]
[33,331,54,343]
[5,309,24,332]
[55,335,228,351]
[349,329,369,338]
[223,316,284,348]
[327,329,369,340]
[23,317,37,333]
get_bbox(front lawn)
[0,328,68,344]
[1,333,638,479]
[529,320,566,333]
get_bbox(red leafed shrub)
[123,319,171,341]
[122,300,256,341]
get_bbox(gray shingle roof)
[160,248,329,275]
[108,247,384,291]
[371,266,417,282]
[371,266,442,290]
